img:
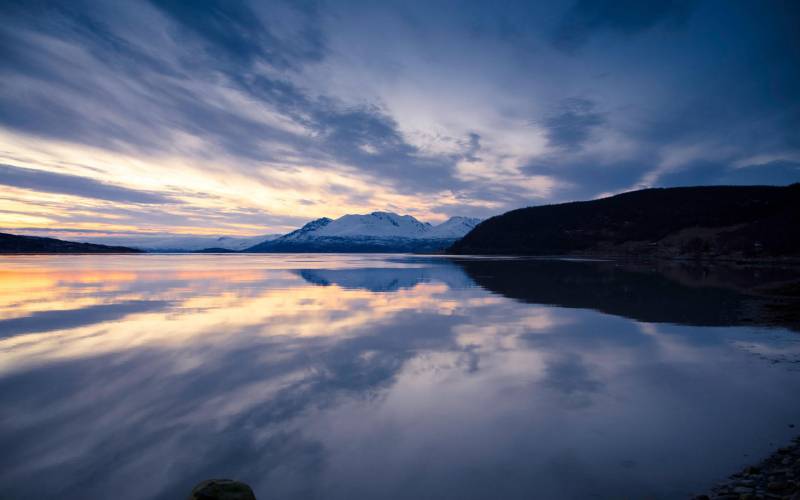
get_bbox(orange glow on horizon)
[0,129,507,237]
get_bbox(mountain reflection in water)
[1,254,799,500]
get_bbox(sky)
[1,0,798,238]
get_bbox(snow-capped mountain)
[297,212,432,239]
[427,216,481,238]
[279,217,333,241]
[247,212,481,253]
[79,234,278,252]
[75,212,479,253]
[76,212,480,253]
[275,212,476,241]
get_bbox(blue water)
[1,254,799,499]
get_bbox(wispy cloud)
[0,164,174,204]
[0,0,798,235]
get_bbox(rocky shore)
[695,435,800,500]
[185,439,800,500]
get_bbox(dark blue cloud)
[553,0,697,52]
[313,103,462,192]
[463,133,482,161]
[149,0,325,69]
[0,164,175,204]
[542,98,605,151]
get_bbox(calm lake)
[1,254,799,500]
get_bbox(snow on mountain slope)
[272,212,478,242]
[314,212,432,238]
[245,212,482,252]
[280,217,333,241]
[428,216,481,238]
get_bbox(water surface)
[1,254,799,499]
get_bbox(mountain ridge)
[247,212,480,253]
[449,184,800,259]
[0,232,142,253]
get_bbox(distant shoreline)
[3,250,800,265]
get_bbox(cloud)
[0,0,463,197]
[149,0,325,69]
[306,102,459,193]
[658,159,800,187]
[0,0,799,233]
[541,98,605,152]
[0,164,175,204]
[523,157,649,201]
[553,0,697,52]
[463,132,482,162]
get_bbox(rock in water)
[187,479,256,500]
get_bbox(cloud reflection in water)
[1,255,799,500]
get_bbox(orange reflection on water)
[0,256,462,374]
[0,268,145,321]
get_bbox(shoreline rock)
[694,435,800,499]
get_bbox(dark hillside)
[450,184,800,259]
[0,232,142,253]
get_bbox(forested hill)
[449,184,800,259]
[0,233,142,253]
